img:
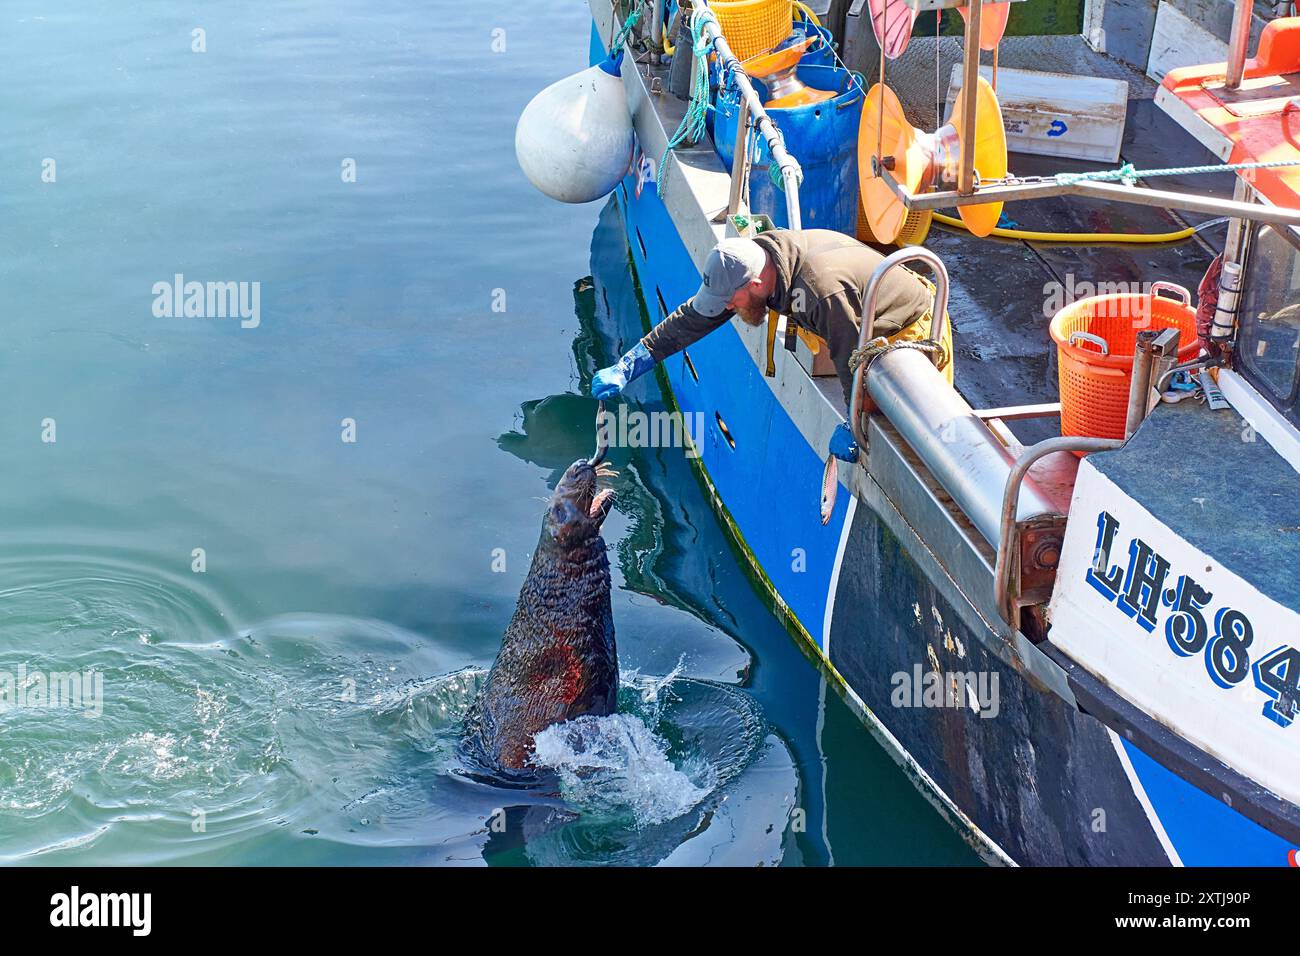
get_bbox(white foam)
[531,710,715,829]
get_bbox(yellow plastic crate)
[711,0,793,62]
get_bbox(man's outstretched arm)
[592,301,733,399]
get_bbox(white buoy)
[515,51,635,204]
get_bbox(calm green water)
[0,0,977,865]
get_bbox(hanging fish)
[589,400,610,465]
[820,455,838,525]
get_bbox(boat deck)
[930,99,1224,446]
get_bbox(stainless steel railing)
[693,0,804,228]
[848,246,951,450]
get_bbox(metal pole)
[727,96,751,218]
[1125,330,1160,439]
[958,0,982,195]
[867,350,1068,548]
[695,1,803,228]
[1226,0,1255,91]
[651,0,666,63]
[875,164,1300,226]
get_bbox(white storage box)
[946,64,1129,163]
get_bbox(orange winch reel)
[859,75,1008,244]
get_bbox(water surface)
[0,0,978,865]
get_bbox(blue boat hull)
[590,22,1297,867]
[598,171,1300,864]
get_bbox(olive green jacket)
[641,229,933,404]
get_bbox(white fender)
[515,53,636,204]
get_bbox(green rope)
[768,127,803,192]
[1056,158,1300,187]
[654,7,806,199]
[609,7,642,53]
[657,9,714,199]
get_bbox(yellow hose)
[663,16,675,56]
[932,211,1195,244]
[793,1,822,26]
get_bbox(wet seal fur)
[465,456,617,772]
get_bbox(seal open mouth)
[548,457,618,535]
[556,459,615,525]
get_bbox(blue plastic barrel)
[713,64,864,235]
[794,21,836,67]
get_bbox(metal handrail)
[848,247,951,449]
[694,0,803,228]
[993,435,1125,627]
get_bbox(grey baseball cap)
[689,238,767,317]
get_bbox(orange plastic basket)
[1049,285,1201,440]
[710,0,794,62]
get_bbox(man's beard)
[737,306,767,326]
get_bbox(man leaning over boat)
[590,229,952,462]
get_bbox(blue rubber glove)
[592,341,656,400]
[828,423,859,463]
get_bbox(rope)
[848,337,946,375]
[800,0,866,101]
[658,7,715,199]
[609,7,643,53]
[1055,158,1300,187]
[769,127,804,192]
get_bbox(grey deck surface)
[926,98,1222,445]
[1089,399,1300,610]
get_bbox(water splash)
[532,712,714,829]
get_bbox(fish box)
[946,65,1128,163]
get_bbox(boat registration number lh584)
[1085,510,1299,728]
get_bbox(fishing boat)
[527,0,1300,864]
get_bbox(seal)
[466,427,618,772]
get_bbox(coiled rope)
[658,7,715,199]
[848,337,946,375]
